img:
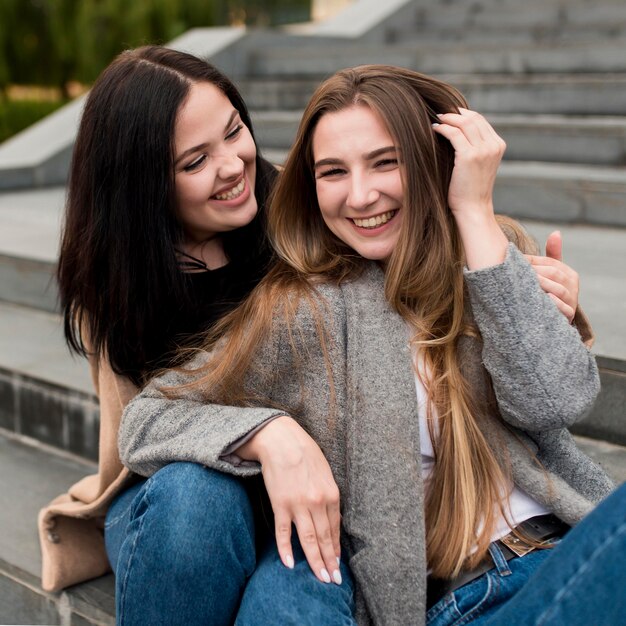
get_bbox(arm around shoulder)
[119,354,289,477]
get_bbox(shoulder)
[294,263,383,321]
[287,280,347,341]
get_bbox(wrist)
[238,415,294,463]
[455,212,508,270]
[451,202,496,228]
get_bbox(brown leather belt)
[426,514,570,611]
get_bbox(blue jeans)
[105,462,356,626]
[428,482,626,626]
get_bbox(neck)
[180,236,228,271]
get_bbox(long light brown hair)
[172,65,521,578]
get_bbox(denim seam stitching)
[117,481,153,626]
[454,571,497,626]
[104,505,134,529]
[536,520,626,625]
[427,592,460,621]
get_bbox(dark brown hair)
[58,45,277,385]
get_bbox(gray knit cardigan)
[119,244,614,626]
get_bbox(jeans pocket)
[453,572,498,625]
[427,572,496,626]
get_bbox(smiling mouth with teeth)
[351,210,397,229]
[214,178,246,201]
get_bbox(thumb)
[545,230,562,261]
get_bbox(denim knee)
[237,537,356,626]
[113,464,258,625]
[128,462,256,573]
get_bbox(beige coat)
[38,351,137,592]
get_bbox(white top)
[412,353,549,546]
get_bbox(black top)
[134,245,272,384]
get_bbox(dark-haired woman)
[38,45,357,625]
[39,46,583,625]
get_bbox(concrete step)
[491,115,626,167]
[253,112,626,167]
[389,22,626,47]
[456,73,626,116]
[249,40,626,77]
[1,427,624,624]
[388,0,626,44]
[496,162,626,227]
[238,74,626,115]
[0,301,97,461]
[0,97,82,192]
[0,431,114,625]
[0,186,64,311]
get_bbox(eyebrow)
[313,145,398,169]
[174,110,239,166]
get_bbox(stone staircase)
[0,0,625,622]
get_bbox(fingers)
[436,110,484,145]
[293,513,331,583]
[535,273,570,304]
[527,259,578,322]
[328,497,342,564]
[274,510,295,570]
[318,491,342,584]
[526,255,579,293]
[547,292,575,323]
[526,255,574,281]
[434,108,507,154]
[255,416,343,584]
[545,230,563,261]
[527,233,579,323]
[293,498,342,585]
[273,502,341,585]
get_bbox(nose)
[346,172,380,211]
[216,151,244,182]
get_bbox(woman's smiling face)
[312,104,403,262]
[173,81,257,244]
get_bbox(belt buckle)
[500,533,535,557]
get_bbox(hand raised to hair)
[236,415,342,586]
[432,108,508,270]
[526,230,579,323]
[433,107,506,220]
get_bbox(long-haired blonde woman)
[120,66,623,625]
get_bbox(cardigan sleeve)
[118,348,290,478]
[115,280,327,481]
[464,243,600,432]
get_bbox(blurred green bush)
[0,0,311,141]
[0,0,311,97]
[0,98,67,144]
